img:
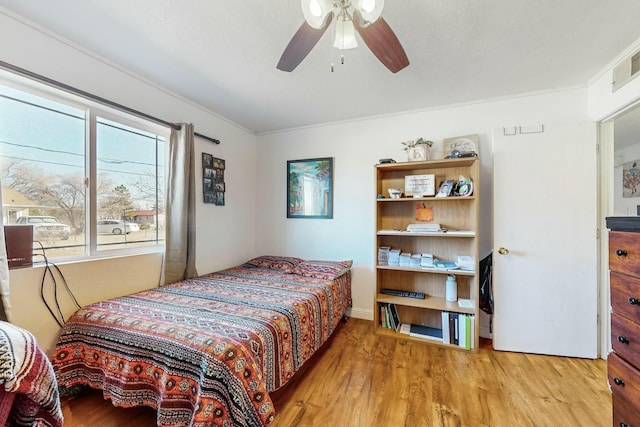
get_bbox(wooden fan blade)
[353,11,409,73]
[277,15,333,72]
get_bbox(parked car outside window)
[97,220,140,235]
[15,216,71,240]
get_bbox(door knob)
[498,247,509,255]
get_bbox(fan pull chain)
[330,54,347,72]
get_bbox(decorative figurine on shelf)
[401,138,434,162]
[388,188,402,199]
[453,175,474,197]
[415,204,434,222]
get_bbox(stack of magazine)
[406,223,441,232]
[410,254,421,268]
[420,253,434,268]
[457,256,475,271]
[399,252,411,267]
[388,249,401,266]
[378,246,391,265]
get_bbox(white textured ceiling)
[1,0,640,134]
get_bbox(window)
[0,73,168,261]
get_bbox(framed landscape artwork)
[287,157,333,219]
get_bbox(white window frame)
[0,69,169,263]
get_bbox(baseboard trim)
[480,326,492,339]
[346,307,373,321]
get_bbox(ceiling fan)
[277,0,409,73]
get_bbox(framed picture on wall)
[203,152,225,205]
[623,159,640,198]
[287,157,333,219]
[202,153,213,169]
[214,191,225,206]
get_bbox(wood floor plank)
[61,318,611,427]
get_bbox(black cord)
[34,241,81,327]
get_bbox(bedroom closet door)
[492,123,598,358]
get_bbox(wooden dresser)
[607,217,640,427]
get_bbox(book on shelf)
[378,246,391,265]
[433,260,459,270]
[453,313,459,345]
[388,248,401,266]
[420,253,434,268]
[458,313,467,349]
[448,313,456,345]
[388,303,401,333]
[406,223,441,232]
[399,252,412,267]
[458,299,474,309]
[409,324,443,342]
[438,313,475,349]
[457,255,475,271]
[441,311,450,344]
[410,253,421,268]
[465,315,472,350]
[399,323,411,335]
[457,313,475,350]
[385,305,396,331]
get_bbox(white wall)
[0,11,258,350]
[256,88,590,321]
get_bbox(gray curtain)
[0,184,10,321]
[163,123,198,285]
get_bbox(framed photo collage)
[202,153,225,205]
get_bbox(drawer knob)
[618,335,630,344]
[614,377,625,386]
[620,423,630,427]
[616,249,628,257]
[629,297,640,306]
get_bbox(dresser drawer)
[609,352,640,406]
[612,312,640,364]
[611,271,640,323]
[613,393,640,427]
[610,231,640,277]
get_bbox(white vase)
[407,145,429,162]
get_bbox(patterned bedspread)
[52,264,351,426]
[0,321,63,427]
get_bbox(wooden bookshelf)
[374,158,480,350]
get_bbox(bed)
[51,256,352,426]
[0,321,63,427]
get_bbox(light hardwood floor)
[61,318,611,426]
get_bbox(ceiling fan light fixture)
[333,19,358,50]
[353,0,385,23]
[301,0,333,29]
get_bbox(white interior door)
[492,123,598,358]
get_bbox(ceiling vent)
[613,48,640,92]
